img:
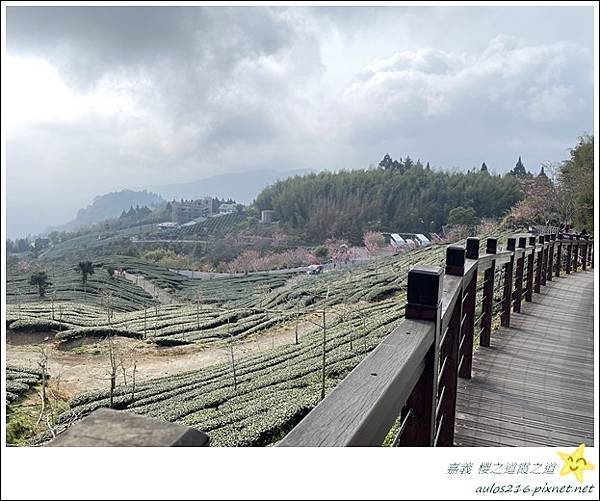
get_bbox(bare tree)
[131,360,137,402]
[227,318,237,391]
[363,231,386,257]
[58,304,63,333]
[102,290,114,329]
[107,337,118,408]
[196,293,202,330]
[36,347,49,426]
[121,360,128,386]
[546,162,577,229]
[506,166,572,232]
[143,305,148,339]
[154,291,159,340]
[51,291,56,320]
[321,310,326,401]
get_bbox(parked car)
[307,264,323,275]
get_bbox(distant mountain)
[47,189,165,232]
[39,169,309,236]
[145,168,311,204]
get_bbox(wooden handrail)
[278,232,593,447]
[278,317,437,446]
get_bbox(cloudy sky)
[4,5,595,237]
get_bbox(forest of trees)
[561,135,594,231]
[119,205,153,220]
[255,160,522,244]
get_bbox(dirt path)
[6,314,319,400]
[123,272,177,305]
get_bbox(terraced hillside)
[38,224,158,261]
[6,260,156,312]
[23,230,510,446]
[7,232,508,348]
[7,244,448,346]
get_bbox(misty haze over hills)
[7,168,310,238]
[143,168,311,204]
[44,190,165,234]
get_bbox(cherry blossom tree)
[363,231,386,257]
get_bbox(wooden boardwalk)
[455,270,595,447]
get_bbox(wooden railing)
[47,233,593,447]
[278,232,593,447]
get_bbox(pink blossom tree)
[325,238,350,266]
[228,250,261,274]
[17,260,31,273]
[363,231,386,257]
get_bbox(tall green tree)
[30,271,51,298]
[106,265,115,279]
[447,206,480,230]
[560,135,594,232]
[76,261,95,289]
[509,156,528,177]
[378,154,394,170]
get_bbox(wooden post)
[581,236,588,271]
[566,235,573,274]
[546,234,555,282]
[480,238,496,348]
[573,235,580,272]
[555,233,563,277]
[434,245,465,447]
[501,238,515,327]
[513,237,526,313]
[401,266,444,447]
[525,236,536,302]
[535,236,544,291]
[459,239,478,379]
[588,237,594,268]
[540,235,548,286]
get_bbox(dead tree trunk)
[227,319,237,391]
[108,337,117,408]
[38,350,48,404]
[321,310,326,401]
[131,361,137,402]
[36,349,49,427]
[196,295,201,329]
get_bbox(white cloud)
[339,36,591,141]
[4,6,594,236]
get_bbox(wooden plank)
[441,274,463,335]
[279,318,435,446]
[48,408,210,447]
[455,270,594,447]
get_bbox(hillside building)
[261,210,276,224]
[219,203,238,215]
[172,197,213,224]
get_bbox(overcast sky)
[5,5,595,237]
